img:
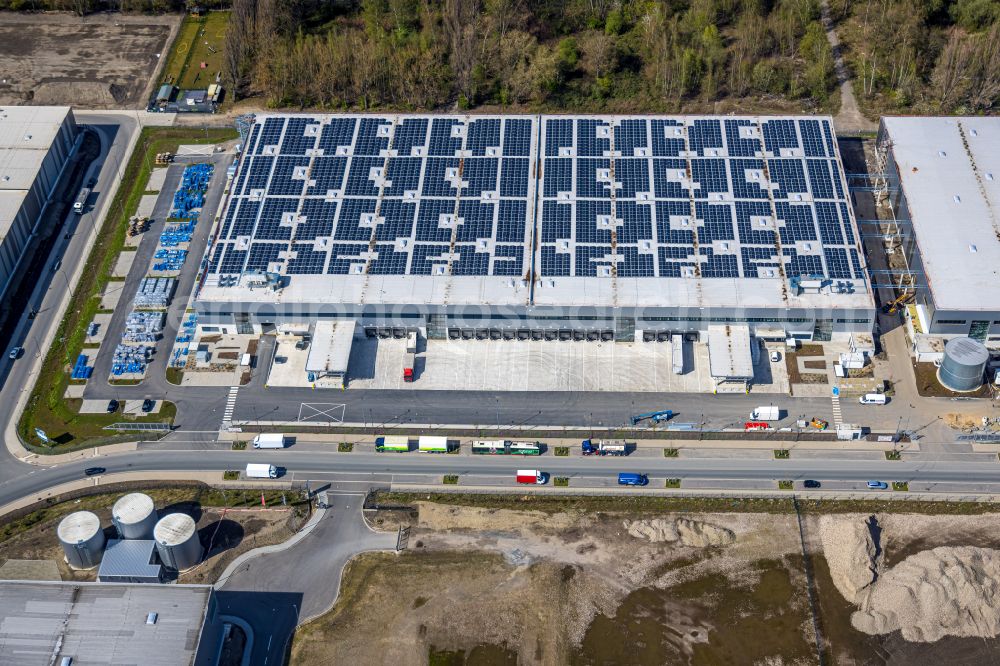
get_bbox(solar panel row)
[213,115,863,285]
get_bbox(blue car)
[866,480,888,490]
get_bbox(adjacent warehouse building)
[0,106,79,300]
[0,581,220,665]
[195,113,874,343]
[878,117,1000,341]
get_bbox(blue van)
[618,473,648,486]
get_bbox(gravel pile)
[819,515,880,603]
[852,546,1000,642]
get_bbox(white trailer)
[671,335,684,374]
[252,433,286,449]
[245,463,277,479]
[750,406,782,421]
[418,435,449,453]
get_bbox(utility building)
[877,116,1000,340]
[195,113,874,342]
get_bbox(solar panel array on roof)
[535,116,861,281]
[213,114,537,278]
[211,114,863,292]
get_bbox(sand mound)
[624,518,677,542]
[852,546,1000,641]
[624,518,734,547]
[820,515,879,603]
[676,518,735,547]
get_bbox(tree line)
[839,0,1000,113]
[223,0,837,111]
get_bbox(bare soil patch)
[293,499,1000,665]
[0,12,178,108]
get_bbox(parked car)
[8,347,22,360]
[141,399,155,413]
[769,350,781,362]
[84,467,106,476]
[106,399,119,413]
[803,479,821,489]
[866,480,888,490]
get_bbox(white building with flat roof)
[0,105,79,300]
[879,116,1000,340]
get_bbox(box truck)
[750,406,782,421]
[245,463,277,479]
[418,435,449,453]
[252,433,286,449]
[516,469,547,485]
[375,436,410,452]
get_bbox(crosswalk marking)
[831,395,843,427]
[222,386,239,425]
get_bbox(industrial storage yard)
[292,496,1000,665]
[0,12,177,108]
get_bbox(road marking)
[297,402,346,423]
[831,395,843,428]
[221,386,239,426]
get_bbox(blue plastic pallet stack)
[153,248,188,271]
[170,163,213,218]
[71,354,92,380]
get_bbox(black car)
[106,399,119,413]
[84,466,106,476]
[803,479,821,489]
[141,399,155,413]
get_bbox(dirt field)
[0,12,179,108]
[291,498,1000,665]
[0,487,308,584]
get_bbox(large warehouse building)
[0,105,79,300]
[878,116,1000,341]
[195,113,874,342]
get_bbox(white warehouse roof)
[882,116,1000,311]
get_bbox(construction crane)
[630,410,673,425]
[881,292,913,315]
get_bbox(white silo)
[57,511,105,569]
[153,513,202,571]
[112,493,157,539]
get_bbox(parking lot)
[264,335,790,394]
[0,13,178,108]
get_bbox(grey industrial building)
[0,580,220,666]
[0,106,79,300]
[195,113,875,343]
[877,116,1000,340]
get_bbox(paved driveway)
[217,492,397,663]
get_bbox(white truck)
[245,463,278,479]
[73,187,90,214]
[417,435,449,453]
[750,406,782,421]
[252,433,286,449]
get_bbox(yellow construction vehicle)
[881,292,913,315]
[809,418,829,431]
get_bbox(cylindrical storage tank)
[153,513,202,571]
[57,511,105,569]
[939,337,989,392]
[112,493,157,540]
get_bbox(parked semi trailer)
[418,435,449,453]
[581,439,629,456]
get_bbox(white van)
[859,393,887,405]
